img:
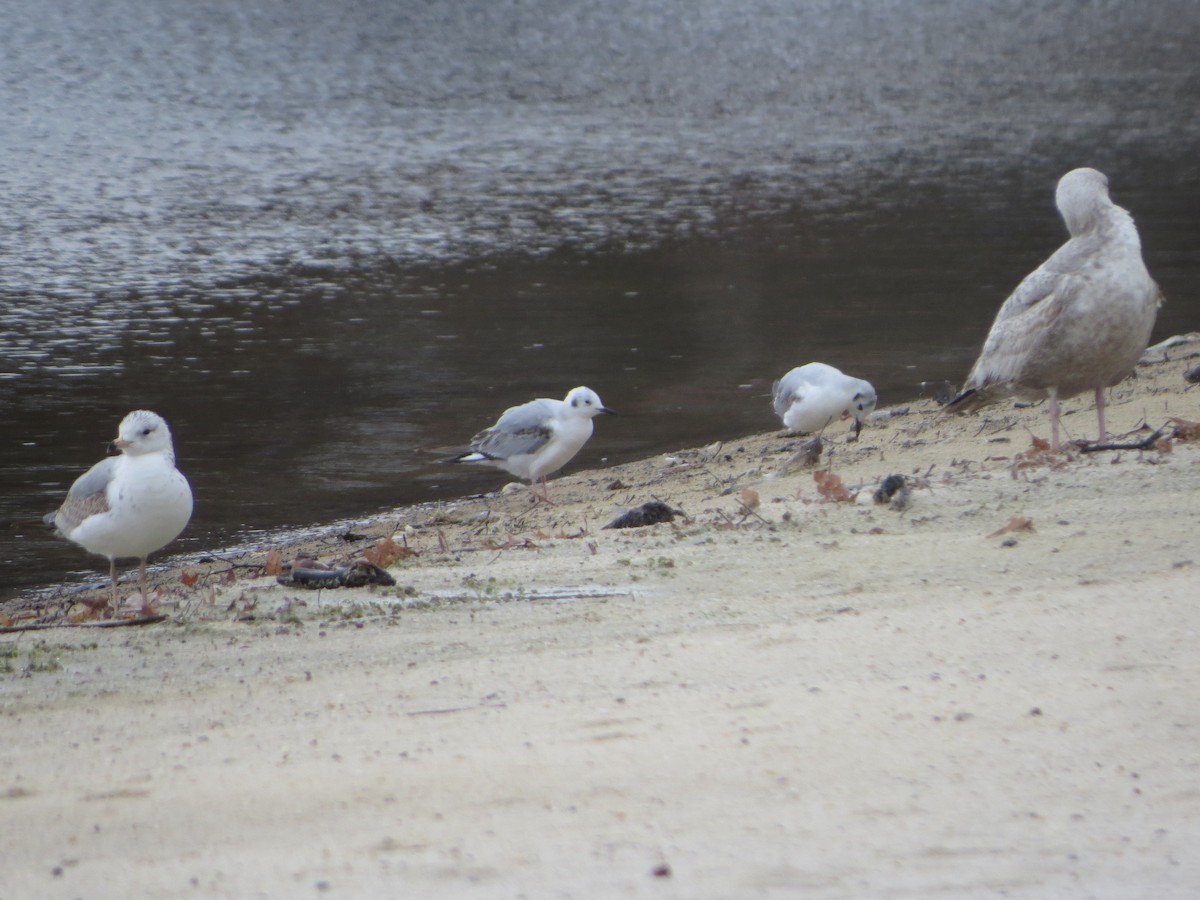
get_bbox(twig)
[0,614,167,633]
[1079,427,1167,453]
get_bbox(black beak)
[600,407,616,416]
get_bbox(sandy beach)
[3,343,1199,898]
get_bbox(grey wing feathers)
[991,235,1096,326]
[970,275,1080,389]
[471,399,557,460]
[472,424,553,461]
[48,457,116,533]
[771,376,801,419]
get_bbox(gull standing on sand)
[446,386,614,501]
[772,363,877,439]
[946,168,1161,449]
[46,410,193,613]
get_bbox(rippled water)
[2,0,1198,600]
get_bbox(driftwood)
[0,614,167,634]
[1079,427,1167,453]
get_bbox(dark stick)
[1079,427,1167,453]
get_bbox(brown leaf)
[180,570,200,588]
[482,537,538,551]
[262,549,284,577]
[813,470,853,503]
[70,597,108,623]
[988,516,1035,538]
[1169,417,1200,442]
[362,535,417,569]
[739,488,760,511]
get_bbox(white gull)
[772,363,877,439]
[446,386,614,501]
[46,410,194,612]
[946,168,1162,449]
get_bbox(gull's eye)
[141,427,152,436]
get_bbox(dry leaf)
[988,516,1035,538]
[362,535,417,569]
[262,549,284,577]
[813,470,853,503]
[481,537,538,551]
[180,570,200,588]
[1169,418,1200,442]
[739,488,760,511]
[69,596,109,623]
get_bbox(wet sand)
[2,344,1199,898]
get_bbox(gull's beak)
[600,406,616,415]
[111,438,131,453]
[852,417,863,439]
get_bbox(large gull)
[46,410,194,613]
[446,386,614,501]
[946,168,1162,448]
[772,362,877,439]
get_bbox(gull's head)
[847,381,877,439]
[1055,167,1112,236]
[113,410,175,457]
[564,386,615,419]
[848,381,877,423]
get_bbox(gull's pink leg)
[1094,387,1107,443]
[108,559,119,616]
[1047,390,1061,451]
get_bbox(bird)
[945,168,1162,449]
[772,363,877,439]
[45,410,193,614]
[445,386,614,501]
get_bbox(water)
[2,0,1198,601]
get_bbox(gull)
[946,168,1162,449]
[772,363,877,439]
[446,386,614,501]
[45,410,194,613]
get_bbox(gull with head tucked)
[772,363,877,439]
[446,386,614,501]
[946,168,1162,449]
[46,410,194,614]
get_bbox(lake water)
[2,0,1198,601]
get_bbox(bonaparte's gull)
[446,386,614,501]
[946,168,1162,449]
[772,363,877,439]
[45,410,194,613]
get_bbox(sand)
[2,343,1199,899]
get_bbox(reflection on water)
[2,0,1198,600]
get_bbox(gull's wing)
[989,234,1098,327]
[470,399,558,461]
[772,370,808,419]
[47,456,117,534]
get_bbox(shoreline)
[2,344,1199,896]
